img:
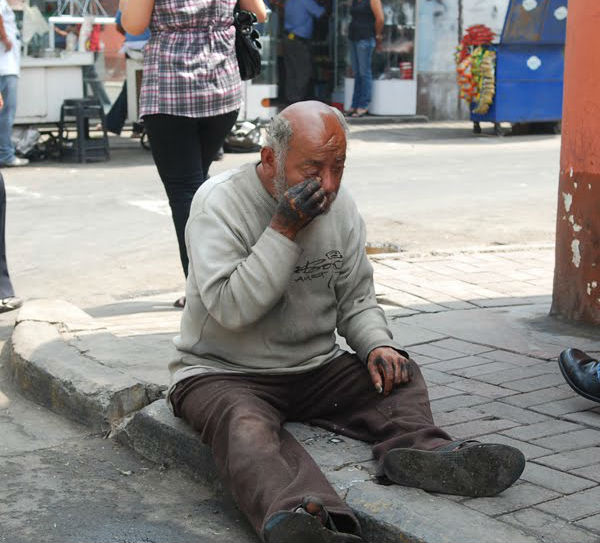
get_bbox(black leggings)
[144,110,239,277]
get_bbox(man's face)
[275,116,347,213]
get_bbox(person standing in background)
[83,23,112,107]
[282,0,325,104]
[0,171,21,312]
[0,91,22,313]
[347,0,384,117]
[0,0,27,167]
[105,10,150,136]
[121,0,267,309]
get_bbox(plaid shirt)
[139,0,242,119]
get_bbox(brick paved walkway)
[369,247,600,542]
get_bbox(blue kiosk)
[471,0,568,135]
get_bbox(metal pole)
[551,2,600,324]
[456,0,463,119]
[333,0,338,97]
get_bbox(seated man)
[167,101,525,543]
[559,348,600,403]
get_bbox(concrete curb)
[112,399,221,488]
[7,299,541,543]
[8,300,162,432]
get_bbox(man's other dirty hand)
[270,178,328,240]
[367,347,412,396]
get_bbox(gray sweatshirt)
[168,162,405,393]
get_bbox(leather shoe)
[558,348,600,403]
[263,497,363,543]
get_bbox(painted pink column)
[551,2,600,324]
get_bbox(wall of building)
[416,0,510,120]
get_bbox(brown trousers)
[171,353,452,539]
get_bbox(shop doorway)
[263,0,417,115]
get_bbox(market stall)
[15,2,113,126]
[456,0,568,135]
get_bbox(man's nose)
[320,171,338,194]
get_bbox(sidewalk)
[7,246,600,543]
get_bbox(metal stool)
[58,98,110,163]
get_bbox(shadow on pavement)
[350,124,559,145]
[87,300,182,319]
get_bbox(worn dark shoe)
[263,497,363,543]
[559,348,600,403]
[383,440,525,497]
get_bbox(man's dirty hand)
[270,178,328,240]
[367,347,412,396]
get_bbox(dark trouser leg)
[105,81,128,135]
[283,38,312,103]
[298,353,452,473]
[349,40,361,110]
[144,111,240,276]
[171,374,360,540]
[298,354,523,498]
[354,38,375,109]
[0,173,14,298]
[195,110,238,179]
[144,114,204,277]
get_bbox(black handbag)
[234,5,262,81]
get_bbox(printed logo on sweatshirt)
[294,250,344,287]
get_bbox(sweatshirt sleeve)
[186,208,303,331]
[335,213,407,362]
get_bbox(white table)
[16,52,94,125]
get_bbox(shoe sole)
[383,443,525,497]
[558,352,600,404]
[264,512,362,543]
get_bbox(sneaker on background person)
[1,156,28,167]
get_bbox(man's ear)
[260,147,277,179]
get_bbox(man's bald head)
[264,101,348,166]
[279,100,348,141]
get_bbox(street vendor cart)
[466,0,568,135]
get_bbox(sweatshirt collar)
[246,161,277,211]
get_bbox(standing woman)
[121,0,267,308]
[348,0,384,117]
